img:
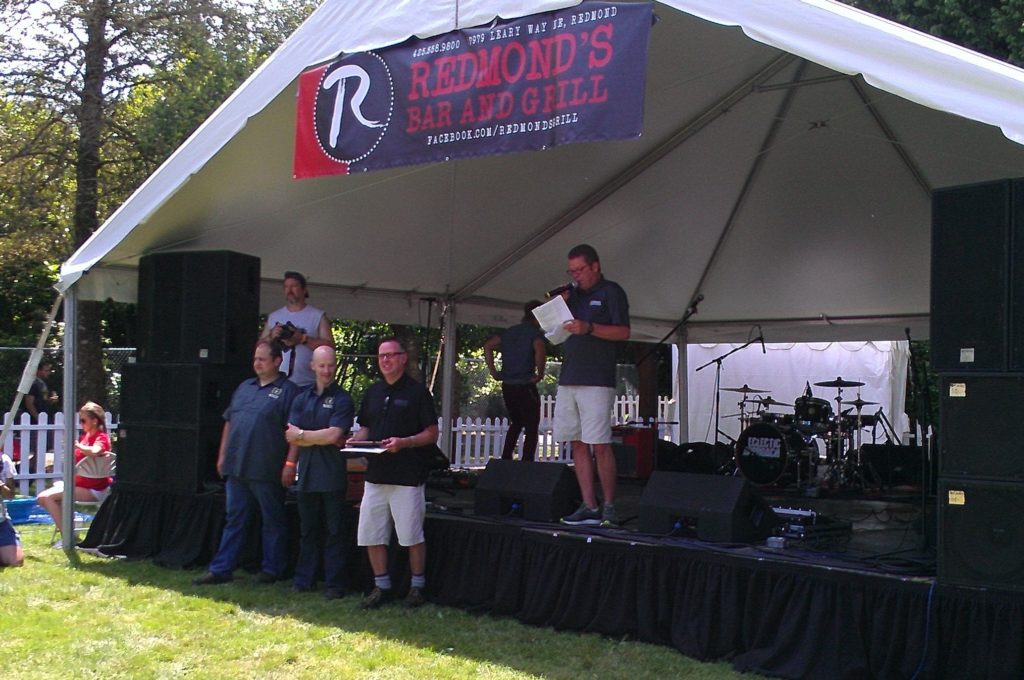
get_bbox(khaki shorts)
[357,482,425,547]
[552,385,615,444]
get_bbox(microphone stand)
[695,334,763,451]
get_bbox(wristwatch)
[297,429,305,441]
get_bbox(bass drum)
[736,422,812,486]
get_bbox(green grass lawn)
[1,523,754,679]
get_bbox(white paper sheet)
[532,296,574,345]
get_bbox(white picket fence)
[1,396,674,493]
[447,395,675,468]
[2,412,118,496]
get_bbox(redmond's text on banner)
[294,1,653,179]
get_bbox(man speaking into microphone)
[554,244,630,527]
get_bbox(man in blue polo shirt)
[283,345,355,599]
[194,340,299,585]
[555,244,630,528]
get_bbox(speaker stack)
[118,251,260,494]
[932,178,1024,590]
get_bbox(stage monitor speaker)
[137,250,260,365]
[657,441,733,475]
[115,421,223,494]
[931,178,1024,372]
[119,362,250,427]
[473,459,580,522]
[639,471,778,543]
[939,478,1024,591]
[938,373,1024,480]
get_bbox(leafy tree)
[0,0,316,405]
[846,0,1024,66]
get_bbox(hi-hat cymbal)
[840,398,878,408]
[814,377,865,388]
[755,396,792,408]
[721,384,769,394]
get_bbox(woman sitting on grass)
[36,401,113,548]
[1,452,23,567]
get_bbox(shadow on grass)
[71,550,742,679]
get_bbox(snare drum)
[736,422,813,486]
[793,396,833,433]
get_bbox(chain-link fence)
[0,347,136,418]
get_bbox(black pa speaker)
[115,421,225,494]
[939,478,1024,591]
[639,471,778,542]
[931,178,1024,372]
[939,373,1024,480]
[119,362,250,427]
[473,459,580,522]
[137,250,260,365]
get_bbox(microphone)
[545,282,576,298]
[758,326,766,354]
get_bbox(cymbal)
[755,396,792,408]
[814,377,865,388]
[721,384,769,394]
[840,398,878,408]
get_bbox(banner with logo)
[293,1,652,178]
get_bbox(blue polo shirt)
[559,277,630,387]
[221,373,299,482]
[288,382,354,493]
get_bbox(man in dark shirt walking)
[483,300,546,461]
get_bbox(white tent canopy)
[57,0,1024,345]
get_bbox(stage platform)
[80,473,1024,679]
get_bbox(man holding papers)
[553,244,630,528]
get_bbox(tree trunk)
[72,0,110,407]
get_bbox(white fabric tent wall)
[686,341,910,445]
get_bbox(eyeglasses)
[566,265,592,275]
[78,418,89,424]
[377,351,407,360]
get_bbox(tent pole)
[440,300,457,457]
[61,284,78,561]
[673,330,688,444]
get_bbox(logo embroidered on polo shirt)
[269,387,283,399]
[323,396,335,409]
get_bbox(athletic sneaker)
[560,503,601,526]
[600,503,619,528]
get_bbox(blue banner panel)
[294,2,653,178]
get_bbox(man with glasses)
[555,244,630,528]
[350,338,438,609]
[260,271,334,387]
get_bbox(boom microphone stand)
[695,329,765,450]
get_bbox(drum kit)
[724,378,887,489]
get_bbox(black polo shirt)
[357,373,437,486]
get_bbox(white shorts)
[552,385,615,445]
[357,482,425,547]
